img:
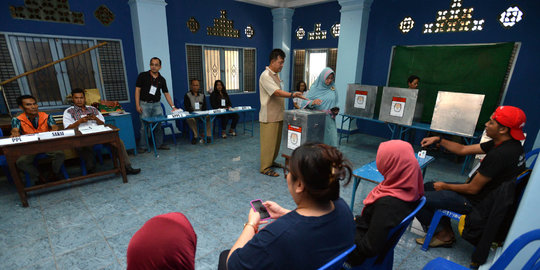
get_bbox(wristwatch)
[290,92,294,98]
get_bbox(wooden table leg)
[114,137,127,183]
[5,152,29,207]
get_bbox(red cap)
[492,106,526,140]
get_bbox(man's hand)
[433,181,446,191]
[10,128,20,137]
[79,116,90,124]
[292,92,308,100]
[421,136,441,148]
[136,105,143,114]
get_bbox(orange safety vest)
[16,112,51,134]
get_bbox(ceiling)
[235,0,335,8]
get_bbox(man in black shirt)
[415,106,526,248]
[135,57,178,152]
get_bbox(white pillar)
[272,8,294,109]
[128,0,174,104]
[335,0,373,129]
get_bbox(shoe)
[191,138,198,145]
[221,132,227,138]
[207,137,212,143]
[261,168,279,177]
[158,145,170,150]
[229,130,236,136]
[35,175,48,185]
[199,138,205,144]
[272,162,285,169]
[415,237,455,248]
[126,165,141,175]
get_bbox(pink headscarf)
[363,140,424,206]
[127,212,197,270]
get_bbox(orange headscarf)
[363,140,424,206]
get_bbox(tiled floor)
[0,126,476,269]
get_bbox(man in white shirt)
[63,88,140,175]
[259,49,306,177]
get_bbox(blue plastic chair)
[421,148,538,252]
[160,102,176,145]
[318,244,357,270]
[351,196,427,270]
[423,229,540,270]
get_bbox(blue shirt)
[228,198,355,270]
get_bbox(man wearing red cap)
[415,106,526,248]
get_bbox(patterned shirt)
[62,105,105,129]
[11,114,56,130]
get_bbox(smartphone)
[250,199,271,220]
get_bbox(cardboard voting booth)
[378,87,418,126]
[430,91,485,137]
[345,84,378,118]
[282,109,326,156]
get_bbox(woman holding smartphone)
[219,143,355,270]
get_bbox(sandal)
[272,162,285,169]
[261,168,279,177]
[221,132,227,139]
[229,130,237,136]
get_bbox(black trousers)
[217,249,230,270]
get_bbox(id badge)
[149,85,157,95]
[195,102,200,110]
[221,99,226,107]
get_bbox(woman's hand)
[263,201,291,219]
[247,208,261,228]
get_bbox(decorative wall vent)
[331,23,340,38]
[94,5,114,26]
[245,25,254,38]
[207,10,239,38]
[10,0,84,25]
[499,6,523,28]
[187,17,200,33]
[308,23,327,40]
[423,0,484,33]
[399,17,414,33]
[296,27,306,40]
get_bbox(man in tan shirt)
[259,49,306,177]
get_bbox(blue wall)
[165,0,272,116]
[0,0,139,117]
[360,0,540,151]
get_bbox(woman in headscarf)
[348,140,424,266]
[299,67,339,147]
[127,212,197,270]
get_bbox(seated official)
[62,88,140,175]
[348,140,424,266]
[218,143,355,270]
[127,212,197,270]
[184,79,212,144]
[415,106,526,248]
[210,80,239,138]
[10,95,65,184]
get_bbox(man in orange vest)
[10,95,65,185]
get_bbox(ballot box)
[378,87,418,126]
[281,109,326,156]
[344,84,378,118]
[430,91,485,137]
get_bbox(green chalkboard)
[388,42,515,130]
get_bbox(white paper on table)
[354,90,368,109]
[390,97,406,117]
[287,124,302,150]
[79,125,112,134]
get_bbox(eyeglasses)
[283,166,290,179]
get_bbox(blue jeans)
[139,101,163,149]
[416,182,473,233]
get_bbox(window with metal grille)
[185,44,256,94]
[0,32,129,111]
[292,48,338,90]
